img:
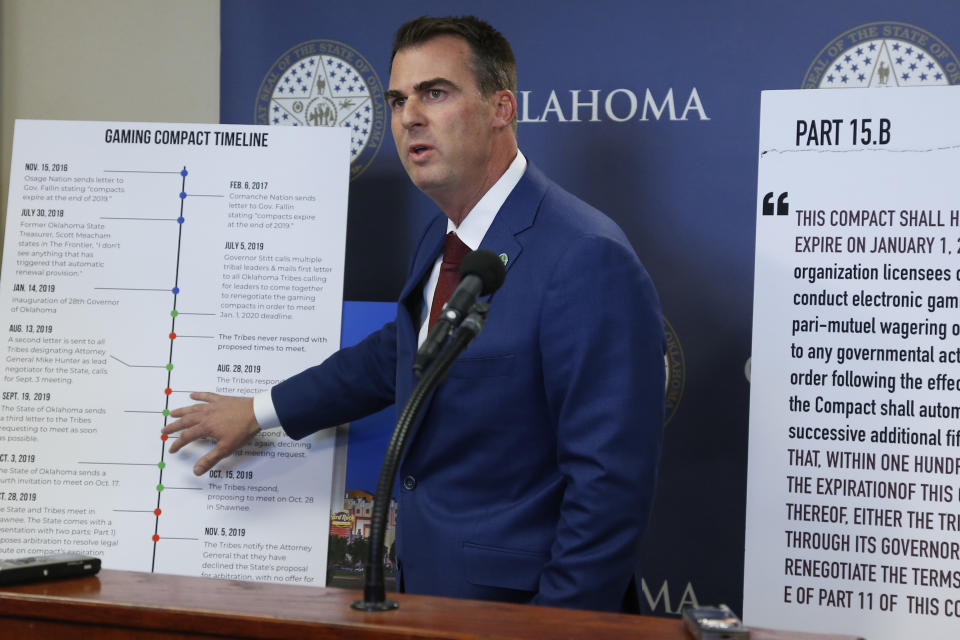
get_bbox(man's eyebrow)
[413,77,459,93]
[384,77,461,101]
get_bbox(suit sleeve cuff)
[252,389,283,430]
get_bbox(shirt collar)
[447,150,527,249]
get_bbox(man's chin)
[404,168,447,194]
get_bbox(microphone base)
[350,599,400,612]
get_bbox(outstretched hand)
[162,392,261,476]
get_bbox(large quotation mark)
[762,191,789,216]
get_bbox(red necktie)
[429,232,471,330]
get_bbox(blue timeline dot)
[177,216,185,224]
[181,169,188,177]
[180,192,187,199]
[172,287,180,294]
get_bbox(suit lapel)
[400,216,447,304]
[394,216,446,468]
[477,162,548,277]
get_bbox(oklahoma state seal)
[255,39,386,180]
[664,315,685,426]
[804,22,960,89]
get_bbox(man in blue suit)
[166,16,664,612]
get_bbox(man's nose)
[400,98,425,129]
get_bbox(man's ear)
[492,89,518,129]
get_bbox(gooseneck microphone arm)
[351,250,504,612]
[351,301,491,612]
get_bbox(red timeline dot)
[154,509,162,516]
[164,388,172,395]
[152,534,160,542]
[169,332,177,340]
[160,434,168,441]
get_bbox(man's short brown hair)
[391,15,517,98]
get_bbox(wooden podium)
[0,569,861,639]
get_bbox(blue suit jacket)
[272,163,665,611]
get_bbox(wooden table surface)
[0,569,864,640]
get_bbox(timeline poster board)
[0,120,349,586]
[744,87,960,639]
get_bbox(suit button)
[402,475,417,491]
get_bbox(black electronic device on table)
[0,553,101,585]
[682,604,750,640]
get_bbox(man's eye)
[428,89,444,99]
[391,97,406,109]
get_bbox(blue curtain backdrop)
[220,0,960,613]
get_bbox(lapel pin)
[498,253,508,266]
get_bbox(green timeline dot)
[156,484,164,492]
[162,409,170,417]
[170,310,178,318]
[157,461,166,470]
[166,363,174,371]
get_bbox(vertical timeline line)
[152,166,189,572]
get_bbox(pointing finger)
[167,424,210,454]
[193,444,230,476]
[189,391,222,403]
[169,403,207,419]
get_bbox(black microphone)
[413,249,506,376]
